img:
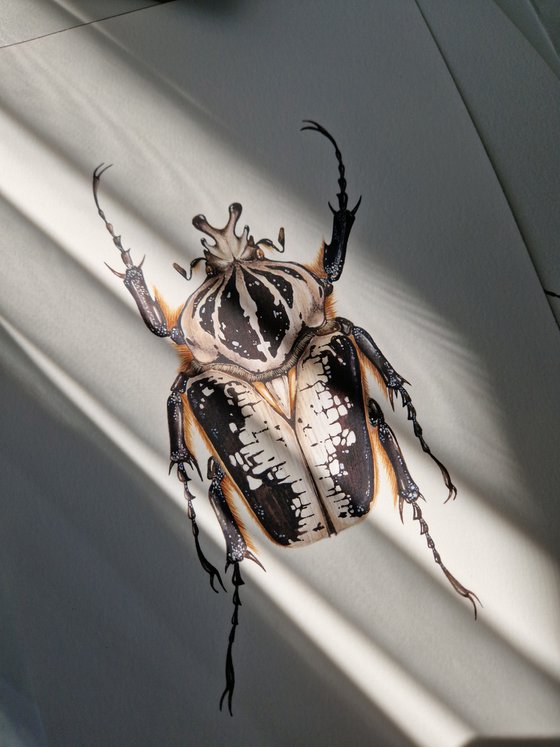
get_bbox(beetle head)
[192,204,284,275]
[192,203,257,272]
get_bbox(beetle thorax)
[183,205,326,374]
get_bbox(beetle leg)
[168,373,225,593]
[168,373,202,478]
[301,121,361,282]
[207,458,264,571]
[93,164,186,344]
[219,561,244,716]
[347,321,457,501]
[207,463,243,716]
[410,499,481,618]
[368,399,423,524]
[368,398,480,617]
[206,457,264,715]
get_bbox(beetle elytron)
[93,122,479,714]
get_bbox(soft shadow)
[464,738,560,747]
[162,0,242,12]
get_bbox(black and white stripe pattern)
[183,260,326,373]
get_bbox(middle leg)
[368,398,423,523]
[343,318,457,501]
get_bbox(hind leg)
[207,457,264,715]
[206,458,263,571]
[368,398,480,617]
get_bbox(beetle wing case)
[187,331,375,546]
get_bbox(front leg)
[93,164,185,344]
[301,121,361,282]
[339,317,457,501]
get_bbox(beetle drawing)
[93,121,479,714]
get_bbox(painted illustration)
[93,122,479,714]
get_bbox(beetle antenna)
[410,501,481,619]
[219,561,244,716]
[173,257,205,281]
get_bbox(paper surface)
[0,0,160,48]
[1,1,559,744]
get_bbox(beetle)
[93,121,479,714]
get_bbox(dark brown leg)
[368,398,480,618]
[93,164,186,344]
[301,121,361,283]
[168,372,225,593]
[207,457,264,715]
[349,320,457,501]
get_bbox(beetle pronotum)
[93,122,479,714]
